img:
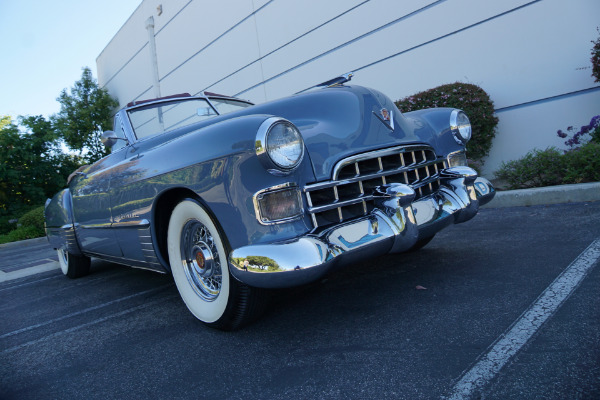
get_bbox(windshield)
[210,98,252,115]
[127,98,251,140]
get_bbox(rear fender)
[44,189,83,255]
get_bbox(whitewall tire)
[167,199,268,330]
[57,248,91,279]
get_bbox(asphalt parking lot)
[1,201,599,400]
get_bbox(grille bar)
[304,145,446,229]
[304,158,443,192]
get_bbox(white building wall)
[96,0,600,177]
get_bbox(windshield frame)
[125,96,253,141]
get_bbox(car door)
[70,152,127,257]
[70,114,130,258]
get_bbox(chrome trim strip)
[307,197,368,214]
[112,219,151,228]
[331,144,432,179]
[79,223,113,229]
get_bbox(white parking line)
[446,238,600,400]
[2,295,177,354]
[0,261,59,283]
[0,284,174,340]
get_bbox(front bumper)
[229,167,494,289]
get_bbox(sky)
[0,0,142,120]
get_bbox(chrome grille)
[304,145,446,229]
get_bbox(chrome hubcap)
[180,220,222,301]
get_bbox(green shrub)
[495,142,600,189]
[0,226,44,245]
[563,142,600,183]
[19,206,45,230]
[0,205,46,244]
[495,148,565,189]
[395,82,499,161]
[0,215,16,236]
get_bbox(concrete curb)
[482,182,600,208]
[0,236,48,250]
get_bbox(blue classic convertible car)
[45,74,495,330]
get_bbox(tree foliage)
[53,67,118,163]
[0,115,80,225]
[591,28,600,83]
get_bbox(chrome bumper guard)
[229,167,495,289]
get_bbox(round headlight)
[256,117,304,173]
[450,110,472,144]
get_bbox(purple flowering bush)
[557,115,600,148]
[496,115,600,189]
[395,82,498,162]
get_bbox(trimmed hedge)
[395,82,498,162]
[19,206,45,231]
[0,226,43,245]
[0,205,45,244]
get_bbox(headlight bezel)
[255,117,305,174]
[450,109,472,145]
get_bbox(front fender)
[403,108,466,156]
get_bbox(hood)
[244,85,438,181]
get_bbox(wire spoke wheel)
[167,199,269,330]
[180,220,222,301]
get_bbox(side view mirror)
[101,131,128,149]
[197,107,216,117]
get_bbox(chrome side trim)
[47,223,83,255]
[83,250,166,273]
[112,219,151,228]
[79,222,113,229]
